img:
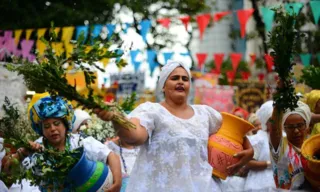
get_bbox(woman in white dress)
[94,60,254,192]
[4,94,122,192]
[244,100,276,191]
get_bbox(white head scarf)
[282,101,312,128]
[156,60,191,96]
[256,100,274,131]
[72,109,92,133]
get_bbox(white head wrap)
[256,100,274,131]
[72,109,92,133]
[156,60,191,96]
[282,101,312,128]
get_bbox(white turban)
[73,109,92,133]
[156,60,191,96]
[256,100,274,131]
[282,101,312,128]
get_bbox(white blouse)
[126,102,222,192]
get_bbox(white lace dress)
[126,102,223,192]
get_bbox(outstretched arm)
[94,109,148,146]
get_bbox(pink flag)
[196,53,208,69]
[237,9,254,38]
[226,71,236,84]
[20,40,35,62]
[179,16,191,31]
[213,53,224,73]
[249,53,256,66]
[157,18,171,28]
[196,14,211,40]
[230,53,242,71]
[241,71,250,80]
[213,11,231,22]
[264,54,274,72]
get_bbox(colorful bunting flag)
[130,50,141,72]
[36,28,47,55]
[310,1,320,25]
[75,26,89,42]
[213,53,224,73]
[147,49,159,76]
[163,52,174,64]
[249,53,256,66]
[140,20,151,43]
[196,53,208,69]
[62,27,75,43]
[51,42,64,56]
[264,54,274,72]
[241,71,250,80]
[196,14,211,40]
[213,11,231,22]
[285,2,304,16]
[230,53,242,71]
[179,16,190,31]
[237,9,254,38]
[106,24,116,39]
[115,49,124,63]
[157,18,171,28]
[226,71,236,84]
[20,40,35,62]
[300,53,312,67]
[92,24,103,39]
[26,29,34,40]
[14,30,23,45]
[123,23,132,33]
[260,7,275,32]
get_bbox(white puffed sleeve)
[127,102,156,143]
[80,136,112,163]
[204,105,222,135]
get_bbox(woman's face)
[284,114,308,148]
[42,118,67,147]
[163,67,190,101]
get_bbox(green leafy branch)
[6,24,135,129]
[300,65,320,90]
[268,8,301,111]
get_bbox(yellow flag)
[36,40,46,56]
[65,43,74,58]
[37,28,47,39]
[54,27,61,36]
[26,29,34,40]
[62,26,75,43]
[14,29,23,45]
[100,58,109,68]
[52,42,64,56]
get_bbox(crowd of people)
[0,60,319,191]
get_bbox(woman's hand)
[226,136,254,176]
[226,148,254,176]
[105,181,121,192]
[93,108,115,121]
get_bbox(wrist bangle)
[266,161,271,168]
